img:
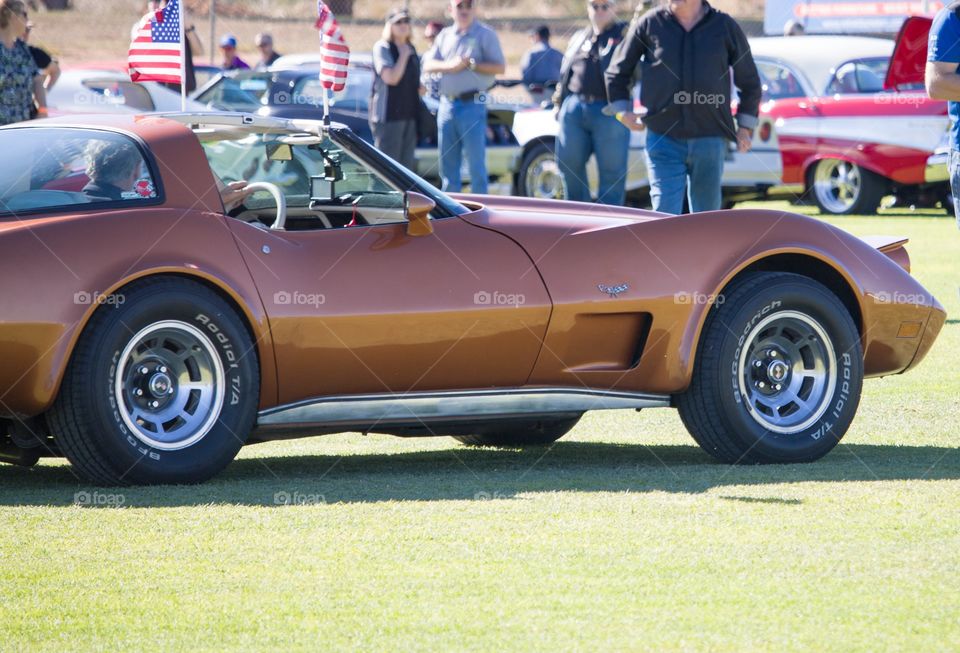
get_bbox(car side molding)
[253,387,671,436]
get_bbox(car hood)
[885,16,932,90]
[454,194,668,228]
[452,194,673,262]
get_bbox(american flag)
[315,1,350,92]
[128,0,183,85]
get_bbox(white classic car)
[510,100,782,207]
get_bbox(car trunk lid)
[884,16,932,91]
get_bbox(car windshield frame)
[194,72,273,112]
[330,126,469,219]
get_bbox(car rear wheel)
[48,278,259,485]
[676,272,862,464]
[810,159,884,215]
[454,416,581,447]
[518,140,566,200]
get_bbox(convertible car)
[0,113,945,485]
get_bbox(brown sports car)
[0,113,945,485]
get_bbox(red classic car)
[751,20,948,215]
[0,113,945,485]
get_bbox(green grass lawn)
[2,202,958,652]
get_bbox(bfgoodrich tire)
[455,416,581,447]
[48,278,259,485]
[676,272,862,464]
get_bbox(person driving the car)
[82,140,142,201]
[217,176,254,212]
[84,139,255,211]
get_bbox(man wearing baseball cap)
[423,0,505,194]
[219,34,249,71]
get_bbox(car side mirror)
[405,191,435,237]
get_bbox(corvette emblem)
[598,282,629,298]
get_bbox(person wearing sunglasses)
[370,8,424,172]
[0,0,44,125]
[604,0,762,214]
[552,1,631,205]
[422,0,505,194]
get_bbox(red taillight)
[759,122,772,142]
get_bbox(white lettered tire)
[49,278,259,485]
[677,272,863,464]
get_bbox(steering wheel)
[244,182,288,230]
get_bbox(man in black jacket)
[552,1,631,205]
[604,0,761,213]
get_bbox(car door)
[230,213,551,405]
[211,133,552,405]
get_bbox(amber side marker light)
[897,322,923,339]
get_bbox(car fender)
[477,205,940,394]
[0,209,277,418]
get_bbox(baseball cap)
[219,35,238,48]
[386,8,410,23]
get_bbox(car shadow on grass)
[0,441,958,507]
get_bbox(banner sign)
[764,0,943,35]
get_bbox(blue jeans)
[556,95,630,205]
[438,97,488,194]
[949,149,960,230]
[645,130,728,214]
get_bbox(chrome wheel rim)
[115,320,225,451]
[524,152,565,199]
[737,310,837,434]
[813,159,861,213]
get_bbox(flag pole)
[179,0,187,112]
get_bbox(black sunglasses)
[589,2,611,9]
[394,17,411,24]
[455,1,473,10]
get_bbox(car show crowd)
[1,0,960,225]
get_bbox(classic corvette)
[0,112,945,485]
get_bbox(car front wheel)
[48,278,259,485]
[810,159,884,215]
[677,272,862,464]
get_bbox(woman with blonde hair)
[0,0,45,125]
[369,7,423,171]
